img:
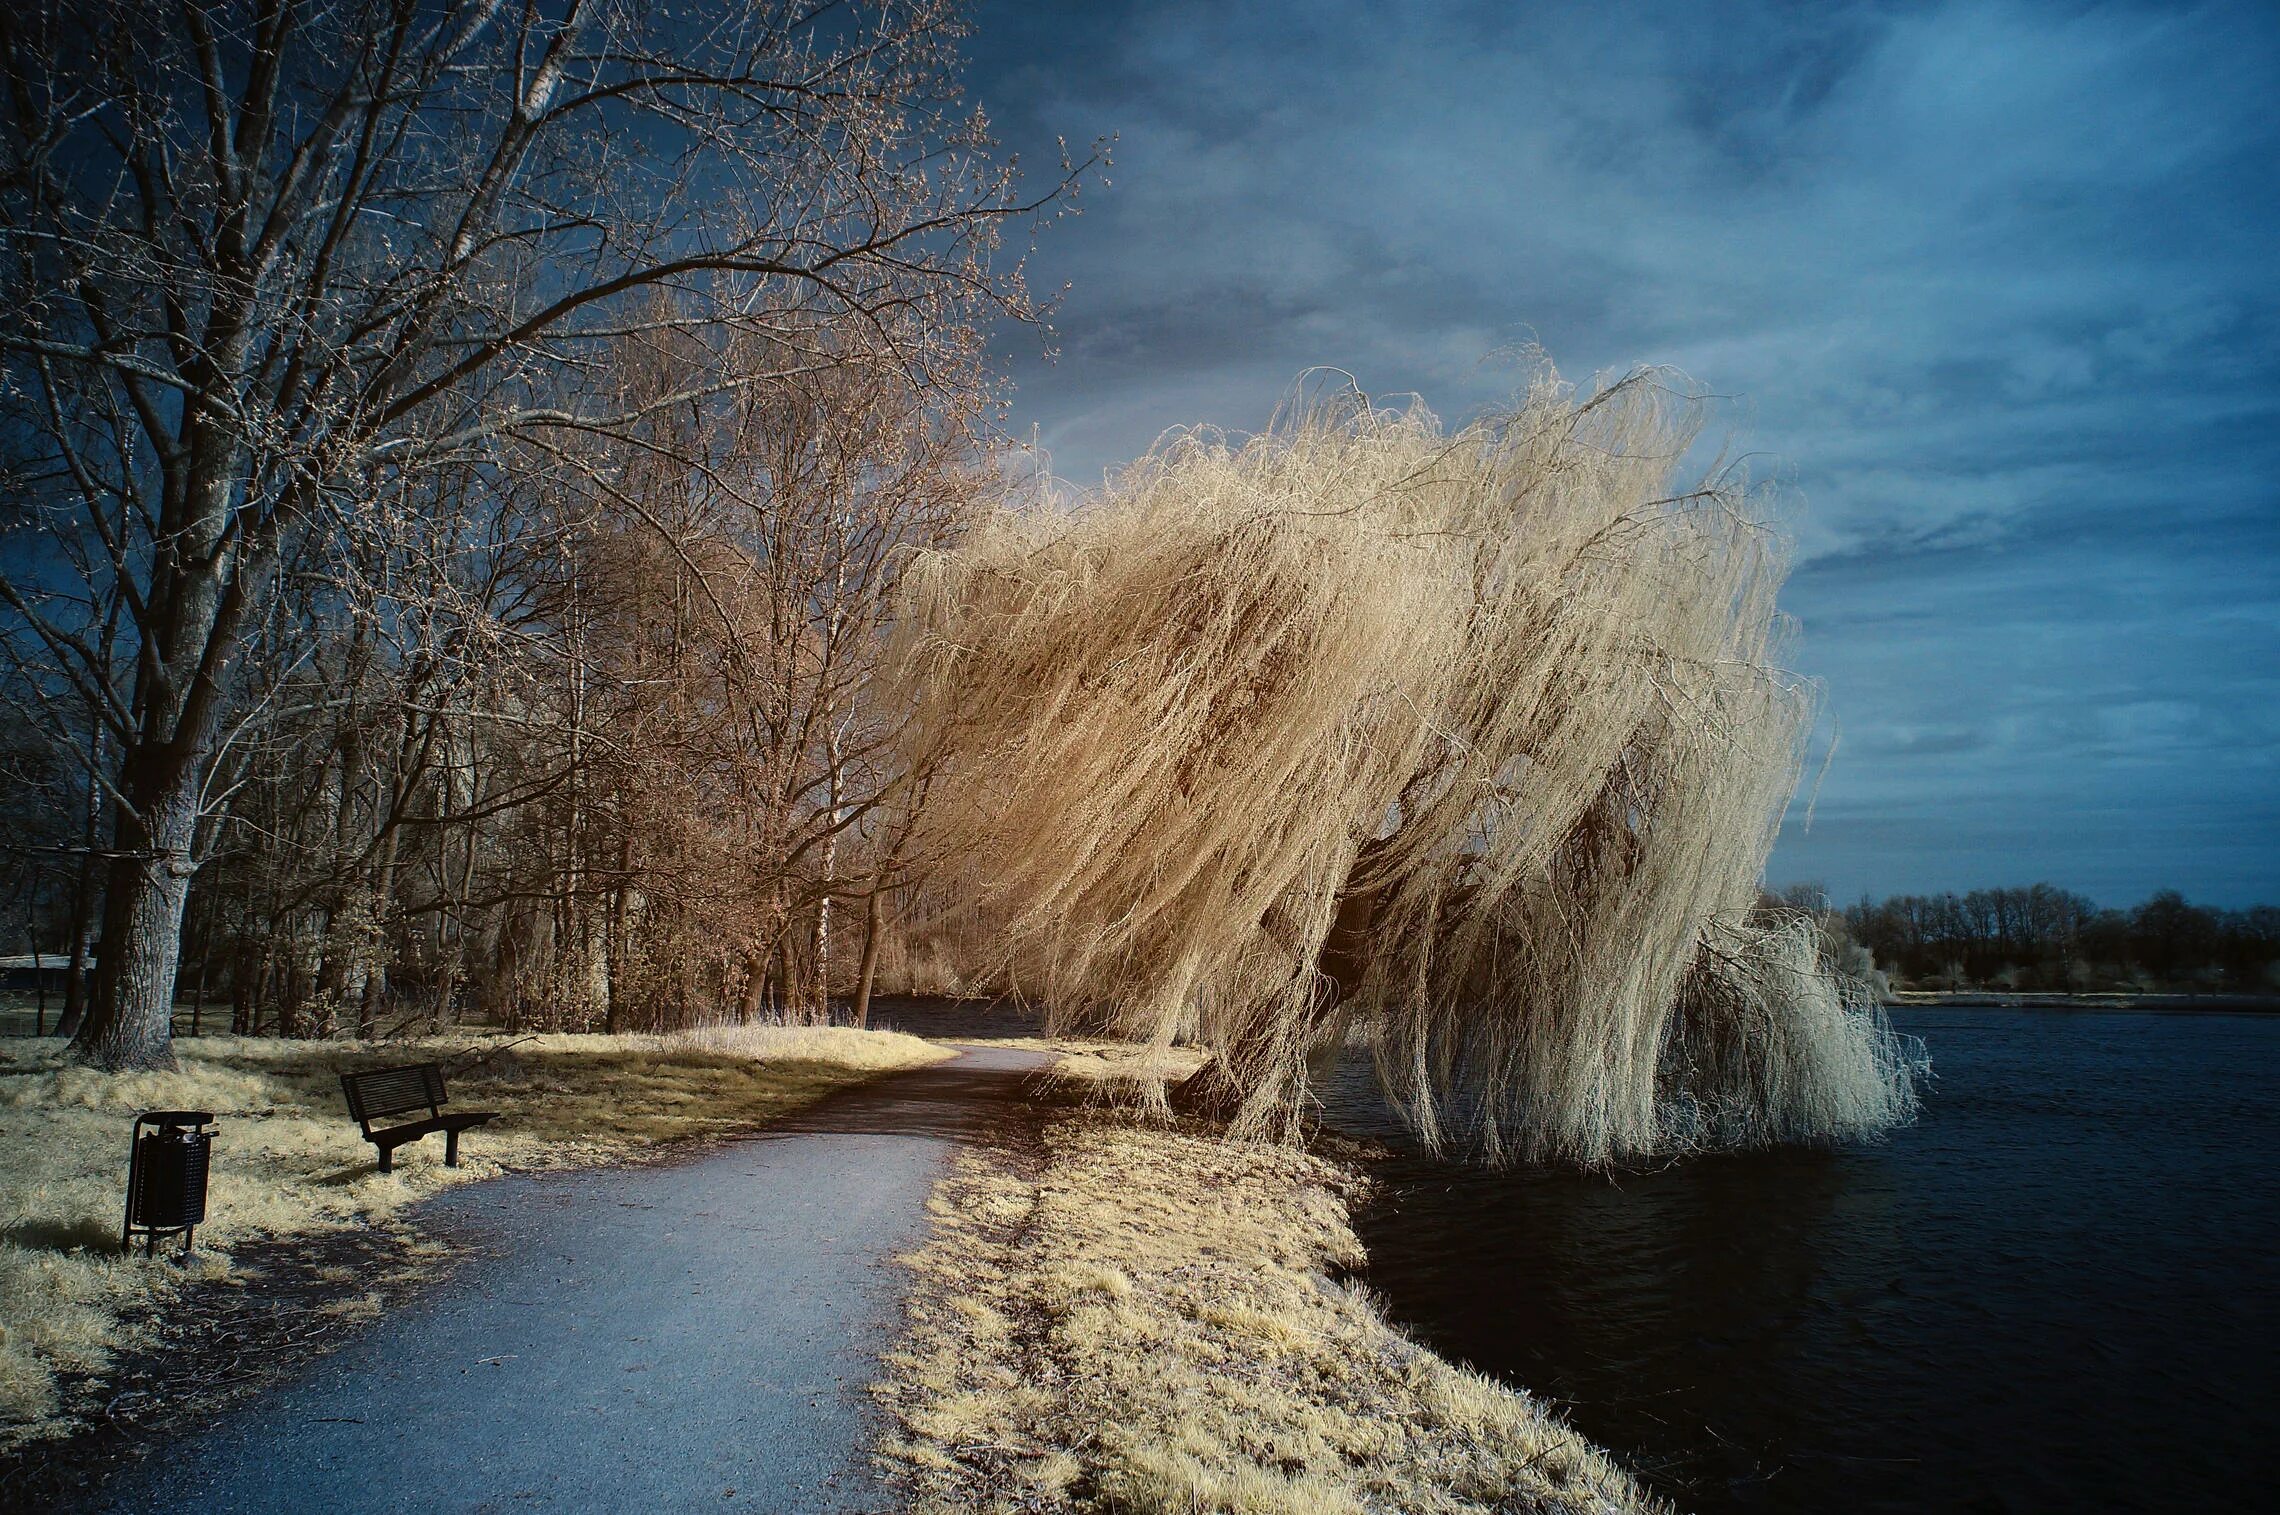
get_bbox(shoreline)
[1886,991,2279,1013]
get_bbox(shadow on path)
[760,1044,1060,1143]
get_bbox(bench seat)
[341,1062,499,1172]
[365,1110,498,1171]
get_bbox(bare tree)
[0,0,1086,1066]
[521,314,991,1029]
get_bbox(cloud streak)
[967,0,2280,904]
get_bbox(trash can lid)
[138,1109,215,1126]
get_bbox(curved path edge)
[81,1044,1052,1515]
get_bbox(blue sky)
[962,0,2280,908]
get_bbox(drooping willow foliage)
[887,361,1920,1165]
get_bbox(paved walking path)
[87,1044,1051,1515]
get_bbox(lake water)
[1324,1009,2280,1514]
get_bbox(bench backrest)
[341,1062,447,1128]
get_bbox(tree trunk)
[774,930,799,1025]
[54,907,89,1038]
[64,429,258,1063]
[188,894,210,1038]
[28,899,47,1035]
[72,764,199,1070]
[357,822,403,1039]
[231,935,252,1034]
[52,732,104,1040]
[815,719,845,1018]
[604,828,631,1034]
[313,720,362,1018]
[737,948,768,1023]
[1171,869,1385,1124]
[851,881,885,1030]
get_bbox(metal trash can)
[123,1110,216,1257]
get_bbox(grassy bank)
[876,1110,1660,1515]
[0,1026,949,1447]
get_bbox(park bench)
[340,1062,498,1173]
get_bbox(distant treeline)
[1802,885,2280,994]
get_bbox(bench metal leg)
[445,1129,459,1167]
[377,1143,393,1174]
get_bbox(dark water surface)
[1326,1009,2279,1514]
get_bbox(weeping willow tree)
[887,360,1919,1165]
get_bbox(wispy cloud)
[968,0,2280,904]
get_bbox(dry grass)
[950,1035,1211,1096]
[875,1113,1662,1515]
[0,1025,948,1447]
